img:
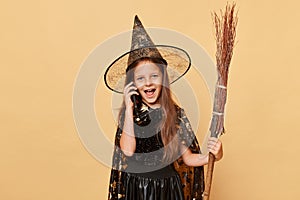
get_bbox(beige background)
[1,0,300,199]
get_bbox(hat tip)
[134,15,142,26]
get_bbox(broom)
[203,3,238,200]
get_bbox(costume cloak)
[108,106,205,200]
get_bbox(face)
[133,60,163,107]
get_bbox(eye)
[136,76,144,81]
[151,74,159,78]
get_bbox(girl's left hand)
[207,137,223,161]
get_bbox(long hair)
[119,57,179,162]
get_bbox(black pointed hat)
[104,15,191,93]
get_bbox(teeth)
[145,89,155,93]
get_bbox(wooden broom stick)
[203,3,238,200]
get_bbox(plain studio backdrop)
[1,0,299,199]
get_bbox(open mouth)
[144,88,156,97]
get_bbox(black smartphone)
[130,92,151,126]
[130,93,142,111]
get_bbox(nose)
[145,77,152,86]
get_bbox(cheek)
[153,76,163,86]
[134,81,143,90]
[134,82,144,89]
[137,87,144,94]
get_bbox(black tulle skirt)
[124,172,184,200]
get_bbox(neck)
[149,104,161,109]
[143,101,161,109]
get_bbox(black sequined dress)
[108,106,204,200]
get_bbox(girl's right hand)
[123,82,139,110]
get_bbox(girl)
[105,16,222,200]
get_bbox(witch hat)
[104,15,191,93]
[127,16,166,69]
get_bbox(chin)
[144,98,158,105]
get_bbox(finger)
[210,141,221,148]
[127,90,139,98]
[208,137,218,143]
[208,147,217,155]
[207,141,216,147]
[207,141,218,148]
[125,86,137,94]
[208,137,221,146]
[124,82,133,92]
[124,85,137,95]
[207,146,217,152]
[207,142,220,150]
[207,146,217,153]
[124,82,135,93]
[208,144,218,153]
[207,142,216,149]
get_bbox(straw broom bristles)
[210,2,238,138]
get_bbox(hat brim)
[104,45,191,94]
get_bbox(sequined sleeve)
[174,106,205,200]
[108,110,127,200]
[177,108,201,153]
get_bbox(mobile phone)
[130,92,151,126]
[130,93,142,110]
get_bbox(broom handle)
[203,153,215,200]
